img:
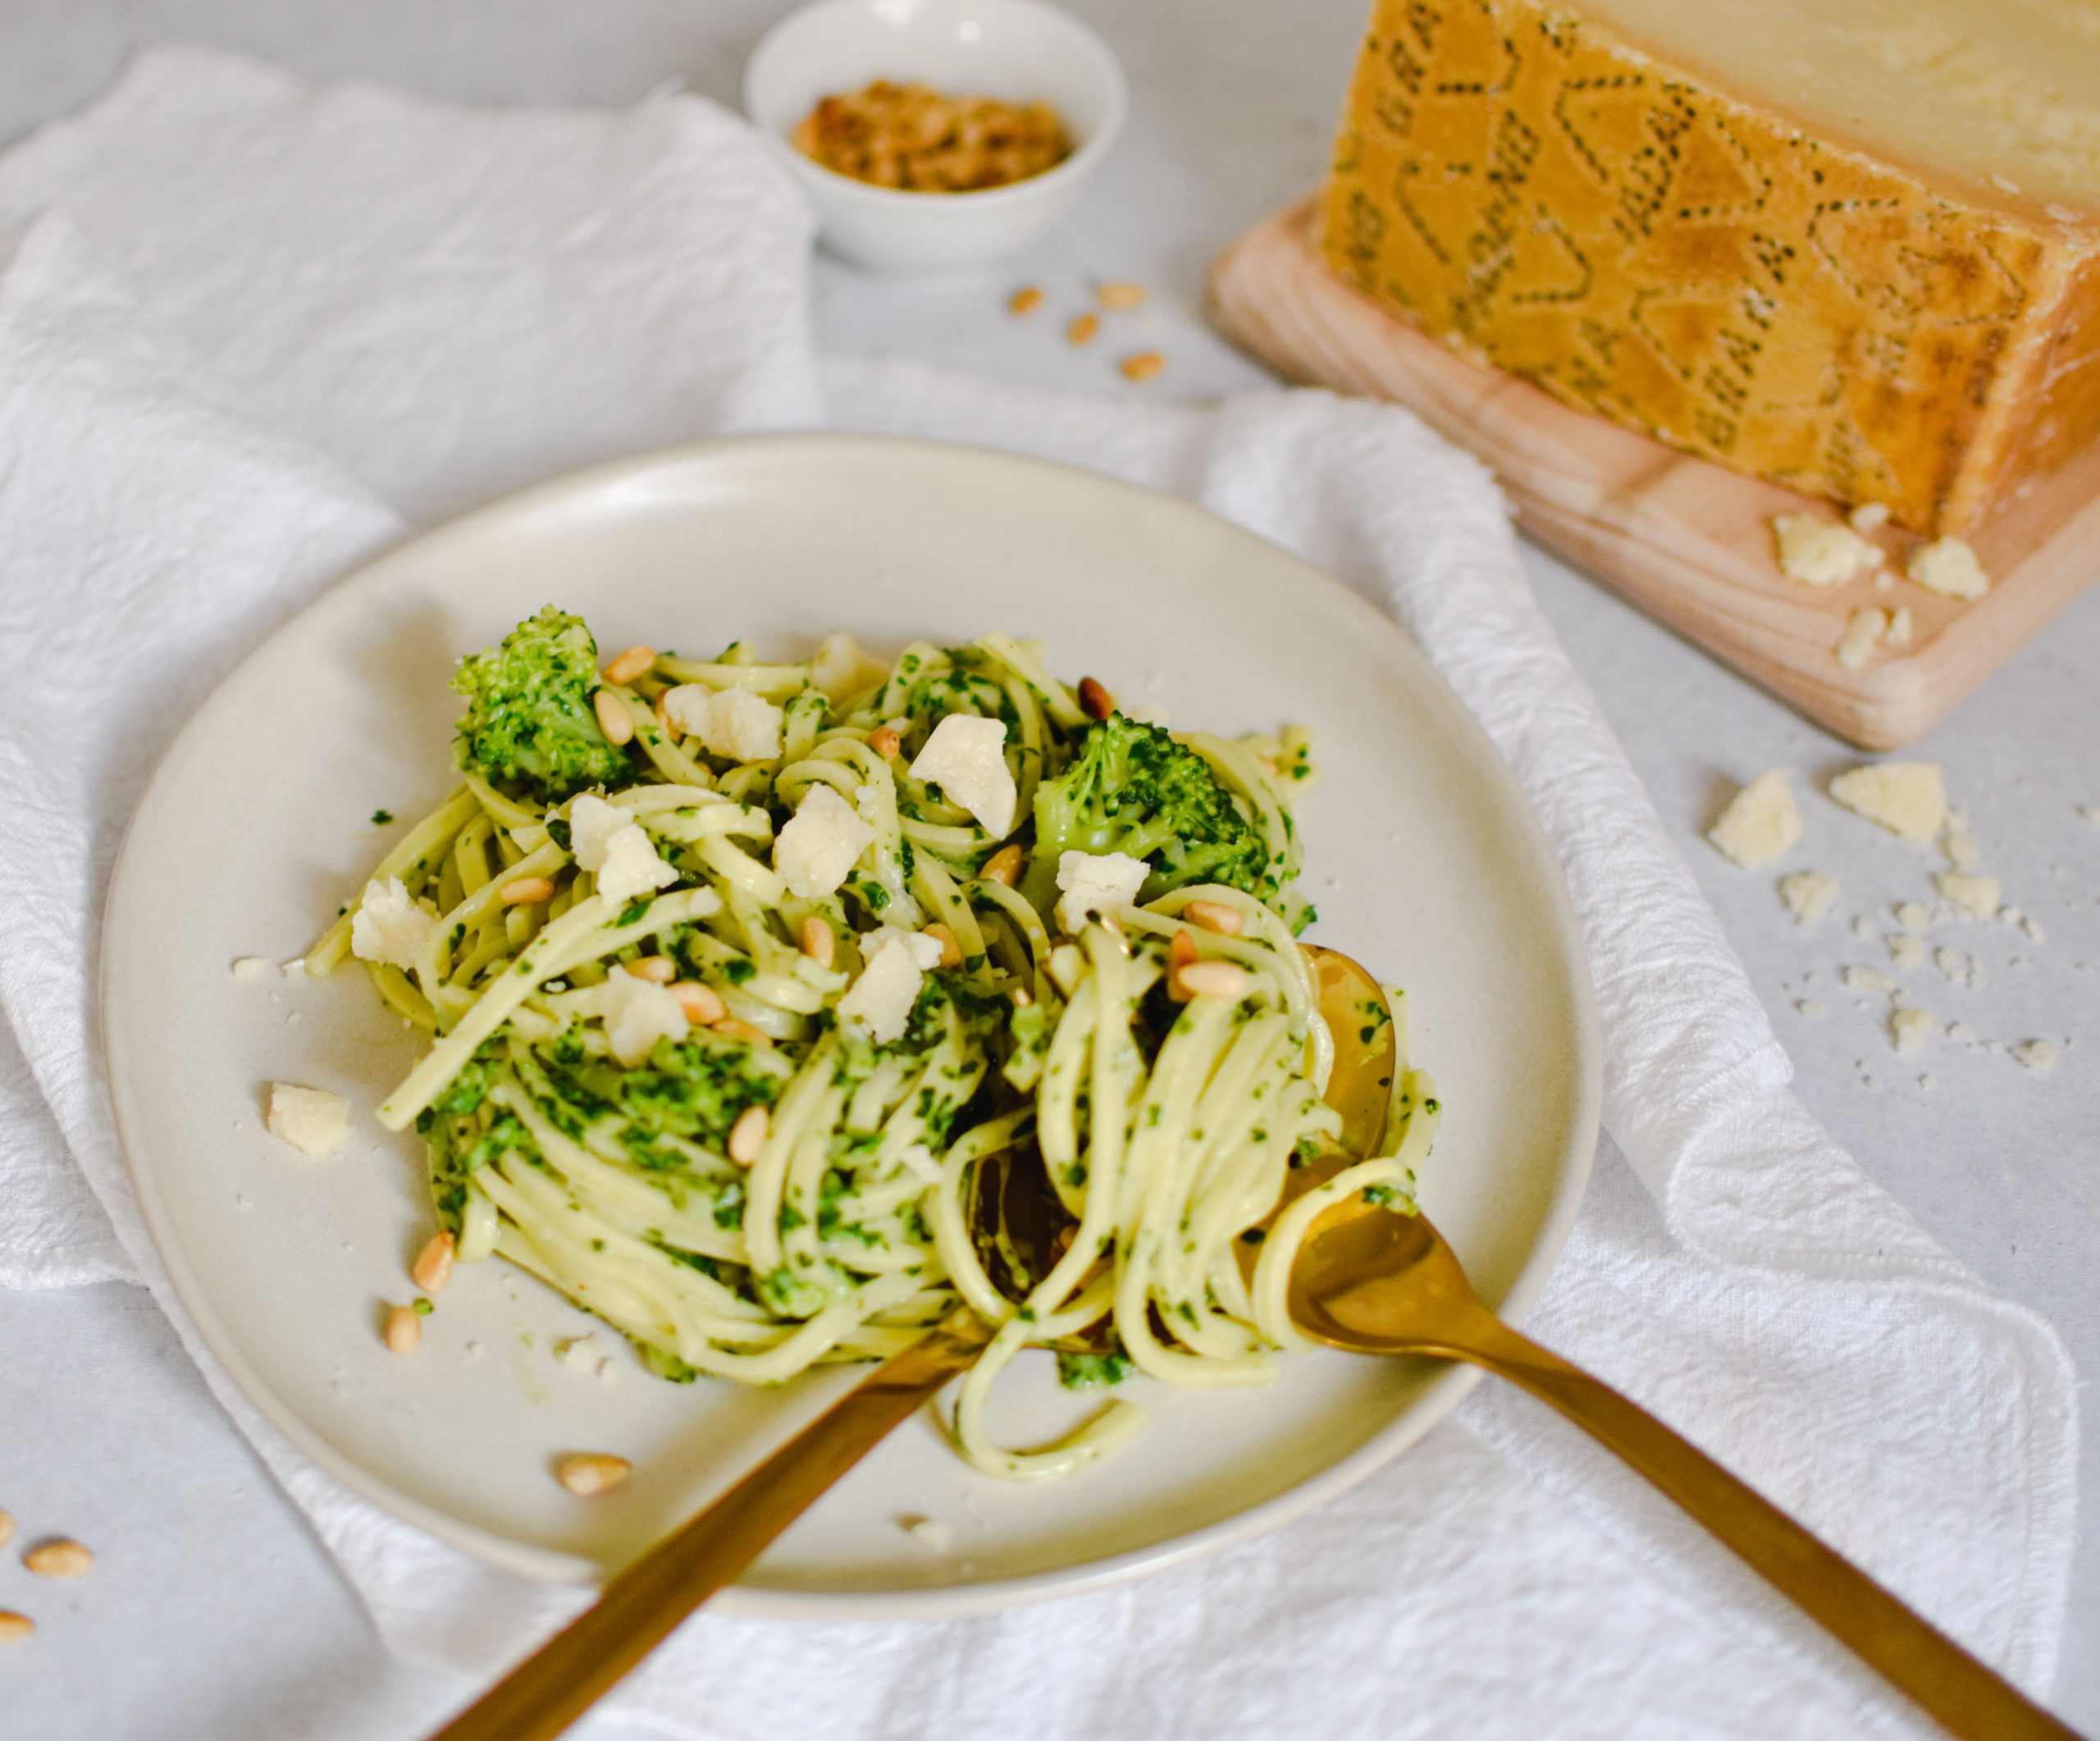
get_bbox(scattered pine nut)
[1066,313,1100,346]
[670,981,728,1026]
[0,1611,31,1643]
[24,1541,92,1579]
[1077,676,1114,720]
[592,687,636,747]
[383,1304,422,1355]
[1098,281,1148,310]
[1182,899,1244,936]
[0,1510,12,1551]
[1120,351,1166,382]
[411,1231,456,1296]
[981,843,1024,887]
[1175,959,1251,1002]
[800,916,835,968]
[924,922,963,969]
[728,1105,771,1165]
[624,956,676,983]
[555,1453,632,1497]
[603,644,656,685]
[500,875,557,906]
[714,1016,770,1047]
[1009,286,1044,317]
[868,725,902,758]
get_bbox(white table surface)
[1,3,2093,1737]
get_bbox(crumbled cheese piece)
[1848,501,1890,533]
[1942,827,1978,869]
[266,1083,350,1156]
[555,1334,599,1371]
[1918,1074,1936,1091]
[838,927,944,1044]
[2001,904,2024,926]
[2079,805,2100,826]
[231,956,276,983]
[281,957,308,978]
[1888,933,1927,969]
[908,715,1016,838]
[663,684,784,761]
[2012,1040,2059,1072]
[600,972,689,1067]
[350,877,436,971]
[1828,763,1947,840]
[1851,915,1874,940]
[1773,514,1883,586]
[1947,1020,1979,1044]
[1886,605,1914,647]
[1776,870,1838,927]
[568,794,677,908]
[1836,607,1886,669]
[1843,966,1894,994]
[774,783,875,899]
[2023,914,2047,944]
[1936,872,2002,920]
[808,632,891,706]
[901,1515,954,1552]
[1933,945,1971,986]
[1893,900,1931,932]
[1707,770,1801,869]
[1906,537,1989,601]
[1055,850,1151,932]
[1890,1007,1936,1054]
[1796,998,1828,1020]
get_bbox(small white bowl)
[743,0,1128,274]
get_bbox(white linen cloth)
[0,44,2077,1739]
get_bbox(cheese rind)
[1322,0,2100,535]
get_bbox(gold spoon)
[431,948,2076,1741]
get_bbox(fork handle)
[1439,1309,2078,1741]
[427,1310,989,1741]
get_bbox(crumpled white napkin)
[0,45,2077,1740]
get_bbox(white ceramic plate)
[103,436,1599,1617]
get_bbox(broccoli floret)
[1026,712,1281,912]
[451,606,632,803]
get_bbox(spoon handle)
[1444,1310,2077,1741]
[428,1310,988,1741]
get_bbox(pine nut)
[1008,286,1044,316]
[670,981,728,1026]
[868,725,902,759]
[1175,959,1251,1002]
[1098,281,1148,310]
[592,687,636,747]
[383,1304,422,1355]
[924,923,962,969]
[603,644,656,685]
[1167,930,1198,973]
[412,1231,455,1295]
[714,1016,769,1047]
[1182,899,1244,936]
[0,1611,31,1642]
[800,916,834,968]
[500,875,556,906]
[1066,313,1100,345]
[625,956,676,983]
[1077,676,1114,720]
[0,1510,12,1551]
[978,846,1022,890]
[555,1452,632,1497]
[728,1105,770,1165]
[1120,351,1166,382]
[24,1541,92,1579]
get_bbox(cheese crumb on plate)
[1773,514,1883,586]
[1906,537,1989,601]
[1935,872,2002,920]
[1777,870,1838,927]
[266,1083,351,1156]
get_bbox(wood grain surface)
[1209,199,2100,749]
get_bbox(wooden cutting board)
[1209,198,2100,750]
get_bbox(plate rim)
[101,432,1601,1620]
